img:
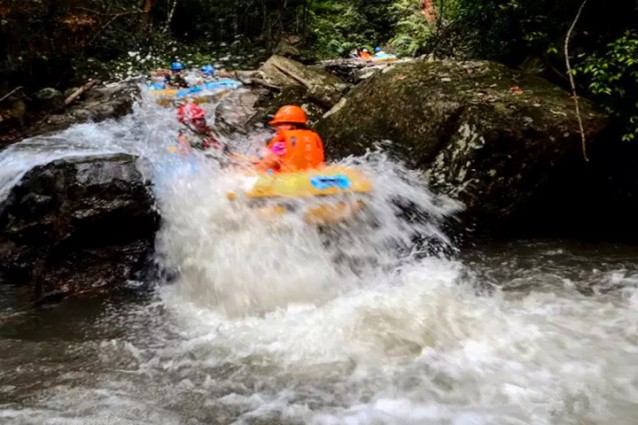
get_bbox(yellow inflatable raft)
[227,165,373,224]
[151,89,214,107]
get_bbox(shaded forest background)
[1,0,637,139]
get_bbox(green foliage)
[171,0,307,44]
[3,0,638,147]
[445,0,533,60]
[390,0,433,56]
[576,31,638,142]
[1,0,153,89]
[307,1,363,58]
[307,0,395,58]
[440,0,638,143]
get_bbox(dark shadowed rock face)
[315,60,609,227]
[0,153,158,304]
[25,81,140,138]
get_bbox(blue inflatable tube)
[175,79,242,98]
[149,79,241,96]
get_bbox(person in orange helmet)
[256,105,325,173]
[359,48,373,61]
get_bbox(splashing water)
[1,83,637,425]
[153,146,460,317]
[0,85,265,202]
[0,88,170,202]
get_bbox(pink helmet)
[177,103,206,123]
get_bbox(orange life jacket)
[259,129,325,173]
[359,52,372,61]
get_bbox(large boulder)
[0,154,158,304]
[214,84,329,136]
[215,88,267,134]
[259,55,350,108]
[214,56,351,134]
[315,60,609,227]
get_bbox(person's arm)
[256,133,286,172]
[203,130,222,151]
[177,133,193,155]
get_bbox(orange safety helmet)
[269,105,308,125]
[177,103,206,123]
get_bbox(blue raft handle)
[310,175,351,190]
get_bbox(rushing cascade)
[1,84,637,425]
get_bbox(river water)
[1,85,637,425]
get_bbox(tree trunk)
[302,0,309,38]
[141,0,156,32]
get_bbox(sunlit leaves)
[576,31,638,141]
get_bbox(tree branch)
[564,0,589,161]
[0,86,23,104]
[64,80,98,106]
[272,62,311,89]
[73,6,142,16]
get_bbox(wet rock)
[215,57,350,135]
[259,55,350,108]
[226,70,263,85]
[316,58,419,85]
[0,153,158,303]
[315,59,387,85]
[215,84,327,136]
[315,60,609,227]
[33,88,65,112]
[215,88,267,134]
[25,81,140,138]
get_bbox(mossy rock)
[315,60,609,223]
[33,88,65,112]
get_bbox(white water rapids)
[0,85,637,425]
